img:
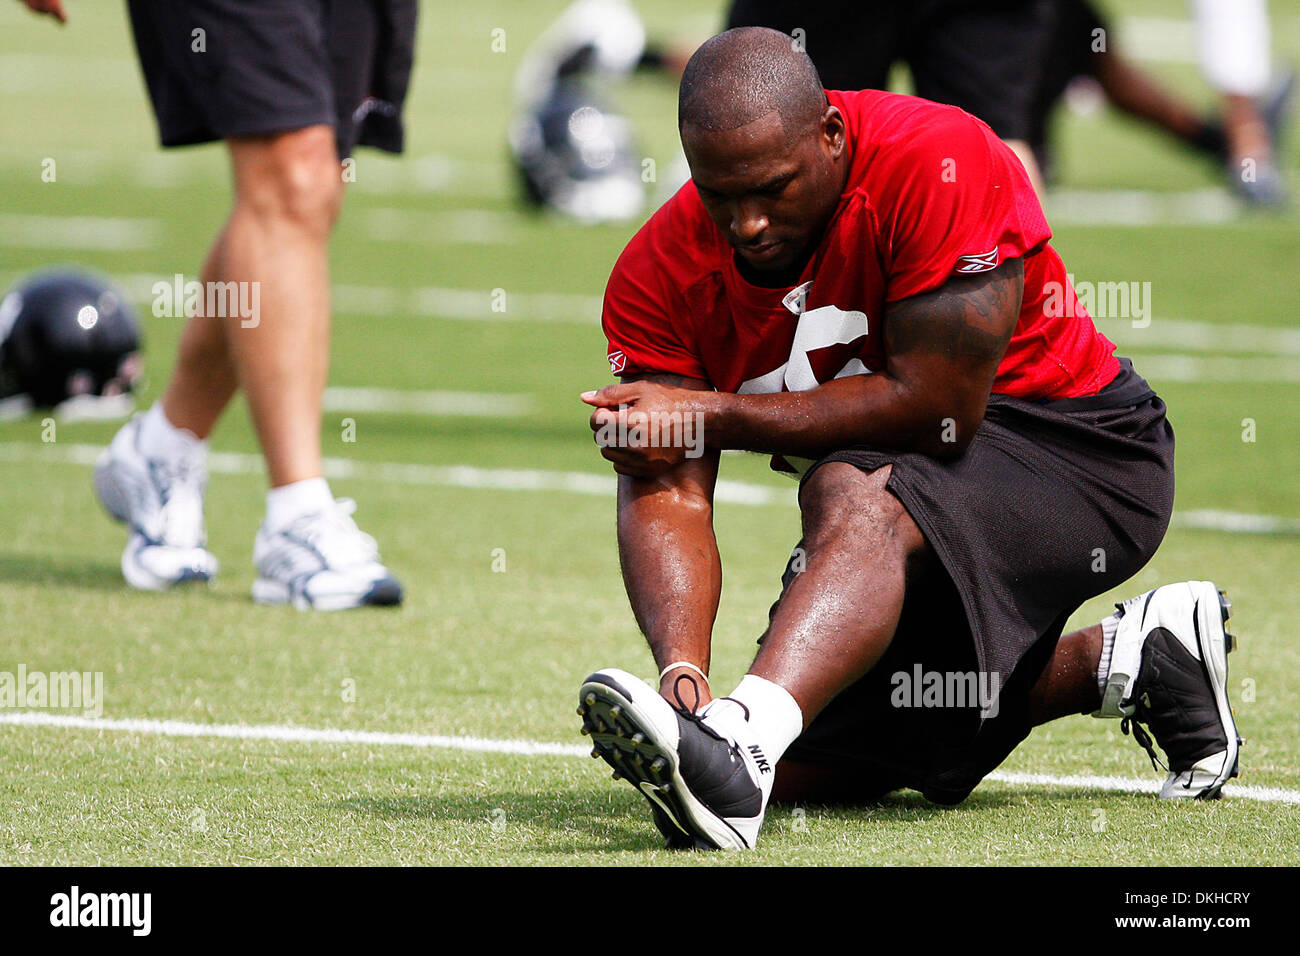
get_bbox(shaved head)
[679,27,827,140]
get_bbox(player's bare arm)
[583,258,1023,472]
[593,373,724,705]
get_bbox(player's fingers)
[580,383,636,407]
[589,406,619,434]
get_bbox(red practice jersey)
[602,89,1119,403]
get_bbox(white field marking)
[5,442,1300,533]
[0,710,587,758]
[1095,318,1300,357]
[1173,509,1300,536]
[0,53,142,96]
[1,710,1296,805]
[360,208,520,245]
[1118,17,1198,64]
[0,213,162,251]
[321,387,535,417]
[0,441,798,508]
[1132,354,1300,383]
[0,147,504,197]
[1046,188,1240,226]
[984,770,1300,805]
[332,283,603,323]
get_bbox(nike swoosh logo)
[638,781,688,835]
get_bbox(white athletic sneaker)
[578,668,770,850]
[251,498,403,611]
[1097,580,1241,799]
[93,414,219,591]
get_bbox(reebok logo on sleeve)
[954,246,1000,274]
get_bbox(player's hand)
[18,0,68,23]
[581,381,715,479]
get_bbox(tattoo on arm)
[885,258,1024,368]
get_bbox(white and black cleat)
[577,668,766,850]
[1103,581,1242,799]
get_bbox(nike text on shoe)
[93,414,218,590]
[577,668,768,850]
[1098,581,1241,799]
[252,498,403,611]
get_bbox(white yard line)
[1,709,1295,804]
[0,213,162,251]
[1046,188,1241,226]
[1094,318,1300,357]
[1125,354,1300,383]
[321,387,535,417]
[3,442,1298,532]
[0,441,798,507]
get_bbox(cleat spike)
[611,770,621,780]
[632,733,645,744]
[576,706,586,716]
[1218,590,1232,623]
[585,692,597,706]
[650,757,667,772]
[590,746,601,758]
[580,726,590,736]
[610,705,623,718]
[1224,632,1236,653]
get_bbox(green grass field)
[1,0,1298,866]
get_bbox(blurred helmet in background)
[510,79,645,224]
[0,267,142,419]
[509,0,648,223]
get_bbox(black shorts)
[726,0,1056,140]
[126,0,418,158]
[771,359,1175,804]
[1028,0,1109,155]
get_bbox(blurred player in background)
[726,0,1056,197]
[1031,0,1291,206]
[17,0,414,609]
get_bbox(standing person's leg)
[99,0,411,605]
[1193,0,1288,205]
[160,124,339,483]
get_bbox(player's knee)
[800,462,921,557]
[234,126,343,233]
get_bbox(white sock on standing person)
[137,402,205,462]
[265,476,335,531]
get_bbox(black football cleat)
[578,668,767,849]
[1099,581,1242,799]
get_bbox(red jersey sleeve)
[601,202,710,381]
[876,106,1050,302]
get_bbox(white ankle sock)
[1096,612,1121,698]
[265,477,333,531]
[137,403,204,461]
[714,674,804,771]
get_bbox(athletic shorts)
[726,0,1057,141]
[770,358,1175,804]
[1027,0,1109,156]
[126,0,418,158]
